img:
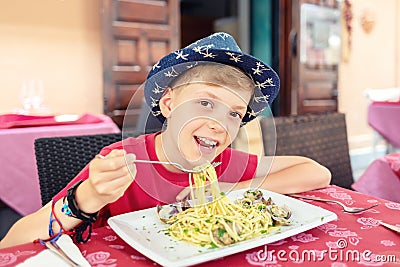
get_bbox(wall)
[1,0,399,153]
[0,0,103,115]
[338,0,400,150]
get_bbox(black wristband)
[65,180,99,223]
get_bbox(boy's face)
[160,83,252,165]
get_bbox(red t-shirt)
[54,132,258,227]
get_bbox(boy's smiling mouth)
[194,136,218,150]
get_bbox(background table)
[368,101,400,152]
[0,114,120,216]
[352,153,400,203]
[1,185,399,266]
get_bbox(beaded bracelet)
[62,180,99,243]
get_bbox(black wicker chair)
[260,112,354,189]
[34,133,123,206]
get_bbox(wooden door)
[278,0,340,115]
[102,0,180,129]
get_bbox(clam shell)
[156,201,191,223]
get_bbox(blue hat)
[144,32,280,125]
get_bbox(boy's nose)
[207,119,225,132]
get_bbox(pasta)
[158,163,291,248]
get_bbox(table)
[1,185,399,266]
[368,101,400,151]
[352,153,400,203]
[0,115,120,216]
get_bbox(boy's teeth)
[198,137,217,146]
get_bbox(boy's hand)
[79,149,136,212]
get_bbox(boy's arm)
[0,149,136,249]
[233,155,331,194]
[0,173,116,249]
[0,199,83,248]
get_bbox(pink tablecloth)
[0,114,120,216]
[1,186,399,266]
[352,153,400,203]
[368,101,400,148]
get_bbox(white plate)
[108,189,337,267]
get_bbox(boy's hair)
[169,63,255,97]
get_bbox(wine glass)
[18,81,32,114]
[30,79,44,111]
[17,79,49,115]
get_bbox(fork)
[289,194,379,213]
[97,155,221,173]
[380,221,400,234]
[134,159,222,173]
[44,241,81,267]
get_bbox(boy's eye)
[230,111,242,119]
[200,100,212,108]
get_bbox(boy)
[0,32,330,248]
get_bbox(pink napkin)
[383,153,400,179]
[0,113,103,129]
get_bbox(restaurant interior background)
[0,1,399,195]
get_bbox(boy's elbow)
[301,157,331,190]
[317,165,332,188]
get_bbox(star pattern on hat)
[226,52,243,63]
[174,50,189,61]
[240,108,266,126]
[254,94,270,103]
[192,45,217,58]
[152,62,161,70]
[192,46,205,53]
[185,62,199,69]
[255,78,275,90]
[164,67,179,78]
[252,62,269,75]
[203,51,217,58]
[247,107,266,118]
[152,83,165,94]
[247,110,258,118]
[151,110,162,117]
[150,96,159,108]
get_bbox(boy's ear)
[159,87,173,118]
